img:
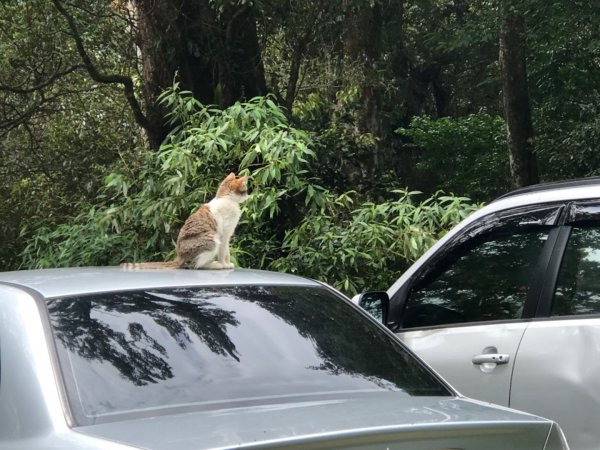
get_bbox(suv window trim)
[392,200,600,331]
[535,201,600,318]
[389,203,566,331]
[534,225,572,317]
[393,317,535,332]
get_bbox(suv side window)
[402,228,552,329]
[552,225,600,316]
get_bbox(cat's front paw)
[223,262,235,270]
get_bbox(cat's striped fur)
[121,172,249,270]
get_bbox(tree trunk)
[340,0,384,189]
[343,1,383,137]
[219,5,267,106]
[499,8,539,188]
[131,0,267,149]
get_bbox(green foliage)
[20,214,140,269]
[20,85,324,269]
[292,87,384,196]
[397,113,509,202]
[0,79,141,270]
[525,0,600,181]
[272,190,480,295]
[21,87,479,296]
[0,0,140,270]
[5,0,600,297]
[535,112,600,180]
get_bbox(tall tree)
[130,0,267,147]
[499,2,538,188]
[0,0,141,269]
[343,0,383,137]
[51,0,267,149]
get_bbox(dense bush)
[397,113,509,202]
[21,88,479,295]
[272,190,479,294]
[20,84,319,268]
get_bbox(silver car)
[357,177,600,450]
[0,267,566,449]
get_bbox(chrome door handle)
[472,353,510,365]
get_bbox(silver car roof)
[0,267,320,299]
[493,176,600,201]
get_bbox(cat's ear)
[225,172,236,181]
[239,175,248,184]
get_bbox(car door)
[390,204,563,406]
[511,202,600,450]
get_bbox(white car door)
[511,207,600,450]
[389,205,563,407]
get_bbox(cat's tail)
[120,260,182,270]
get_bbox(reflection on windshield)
[48,290,240,386]
[48,286,450,425]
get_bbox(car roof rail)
[494,176,600,202]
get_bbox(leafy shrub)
[21,85,480,295]
[272,190,479,294]
[20,83,327,267]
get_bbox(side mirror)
[355,291,390,325]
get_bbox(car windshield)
[46,285,451,425]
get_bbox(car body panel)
[511,318,600,450]
[0,284,68,438]
[397,322,530,406]
[74,394,554,450]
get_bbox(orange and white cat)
[122,173,249,270]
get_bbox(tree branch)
[51,0,153,132]
[283,6,322,115]
[0,64,83,94]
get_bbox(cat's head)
[217,172,249,202]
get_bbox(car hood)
[74,392,558,450]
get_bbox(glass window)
[552,226,600,316]
[47,285,450,426]
[403,229,551,328]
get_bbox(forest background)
[1,0,598,295]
